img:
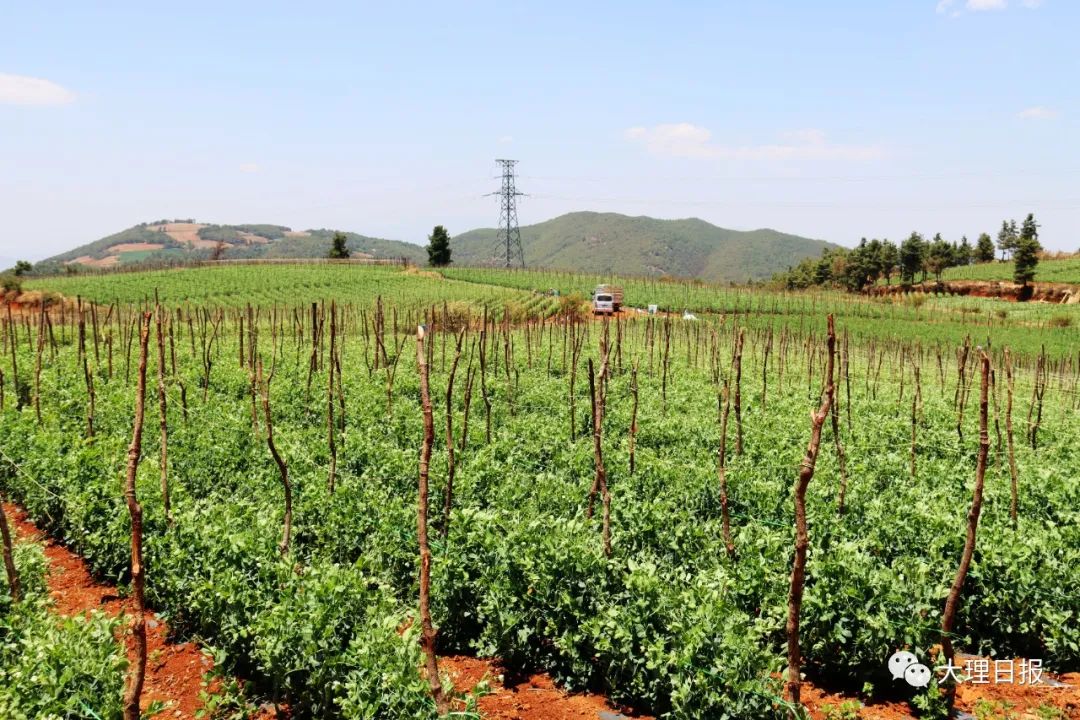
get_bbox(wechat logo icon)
[889,650,932,688]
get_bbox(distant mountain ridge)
[450,212,839,283]
[36,212,837,283]
[38,221,426,269]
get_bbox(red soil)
[109,242,165,253]
[953,667,1080,718]
[69,254,120,268]
[5,501,650,720]
[150,222,217,249]
[6,502,1077,718]
[5,503,214,719]
[237,231,270,246]
[800,665,1080,719]
[441,655,653,720]
[869,279,1078,303]
[800,682,917,720]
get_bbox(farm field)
[942,256,1080,285]
[22,264,560,317]
[23,263,1080,358]
[1,265,1079,719]
[440,267,1080,358]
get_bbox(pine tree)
[1013,213,1041,286]
[879,240,899,285]
[841,239,873,291]
[427,225,452,267]
[956,235,972,266]
[925,233,953,282]
[899,232,926,285]
[997,220,1017,261]
[866,238,884,283]
[975,233,995,263]
[329,232,350,259]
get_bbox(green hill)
[36,220,426,270]
[449,211,838,283]
[34,212,835,283]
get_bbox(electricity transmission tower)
[488,159,526,268]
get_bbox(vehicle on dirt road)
[592,284,623,315]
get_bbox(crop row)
[0,307,1077,718]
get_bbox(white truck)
[592,284,623,315]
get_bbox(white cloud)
[497,135,514,145]
[623,123,883,162]
[238,162,261,173]
[1018,106,1059,120]
[0,73,75,106]
[938,0,1042,13]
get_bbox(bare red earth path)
[5,503,214,718]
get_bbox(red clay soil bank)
[868,279,1079,303]
[5,503,214,719]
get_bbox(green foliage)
[252,564,434,717]
[36,210,834,281]
[878,240,900,284]
[774,232,988,290]
[25,264,559,316]
[234,224,290,240]
[450,211,838,282]
[1013,238,1040,286]
[997,220,1018,261]
[329,231,351,260]
[198,225,246,244]
[775,247,851,290]
[910,679,948,719]
[34,224,184,271]
[1,286,1078,719]
[1013,213,1041,286]
[972,698,1017,720]
[975,233,996,263]
[11,261,32,277]
[0,543,126,719]
[270,230,424,264]
[956,235,973,266]
[925,234,953,281]
[942,254,1080,284]
[37,223,426,270]
[426,225,452,267]
[820,699,862,720]
[442,265,1078,357]
[194,223,294,248]
[899,232,927,284]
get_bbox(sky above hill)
[1,1,1077,263]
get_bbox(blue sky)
[1,0,1076,263]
